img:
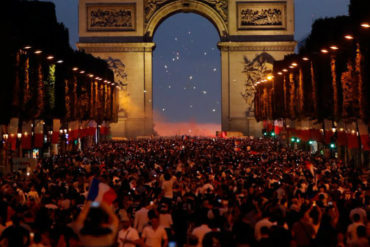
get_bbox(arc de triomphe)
[77,0,296,137]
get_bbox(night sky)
[42,0,350,132]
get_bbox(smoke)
[153,110,220,136]
[154,121,221,136]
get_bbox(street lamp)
[321,49,329,54]
[344,34,354,40]
[2,134,8,141]
[361,22,370,28]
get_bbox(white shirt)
[162,177,176,199]
[134,207,149,233]
[350,208,367,224]
[117,227,139,247]
[255,218,276,241]
[142,225,168,247]
[200,184,214,194]
[347,222,365,243]
[192,224,212,247]
[159,213,173,229]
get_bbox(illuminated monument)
[78,0,296,137]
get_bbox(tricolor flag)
[87,178,117,205]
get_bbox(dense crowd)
[0,137,369,247]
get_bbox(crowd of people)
[0,137,368,247]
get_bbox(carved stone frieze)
[203,0,228,21]
[237,2,287,30]
[87,3,136,31]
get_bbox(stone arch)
[145,0,228,41]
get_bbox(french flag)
[87,178,117,205]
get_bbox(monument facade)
[78,0,296,137]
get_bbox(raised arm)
[100,201,119,229]
[75,201,91,226]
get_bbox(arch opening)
[152,13,221,136]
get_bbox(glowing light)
[212,109,216,112]
[72,67,79,71]
[46,55,54,60]
[193,86,196,90]
[282,69,288,72]
[277,72,283,75]
[189,105,193,108]
[302,57,309,61]
[213,68,217,72]
[174,37,178,41]
[24,45,32,50]
[34,50,42,54]
[330,45,339,50]
[162,108,166,112]
[267,75,274,81]
[168,85,171,89]
[344,35,354,40]
[57,60,64,64]
[291,62,298,67]
[202,91,207,94]
[164,65,168,69]
[361,22,370,28]
[88,74,94,78]
[321,49,329,54]
[80,70,85,74]
[189,76,193,80]
[204,52,207,55]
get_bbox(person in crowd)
[72,201,119,247]
[192,216,212,247]
[0,215,30,247]
[117,215,141,247]
[347,213,366,244]
[142,210,168,247]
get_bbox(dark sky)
[43,0,350,126]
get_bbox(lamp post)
[1,134,9,174]
[17,133,22,158]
